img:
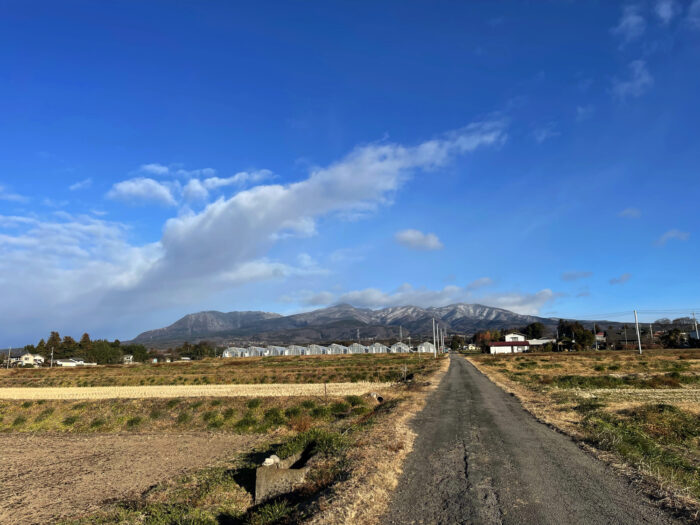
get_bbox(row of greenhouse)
[221,341,439,358]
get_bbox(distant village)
[3,318,700,368]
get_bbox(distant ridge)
[131,303,560,347]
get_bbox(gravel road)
[0,381,391,400]
[381,354,681,525]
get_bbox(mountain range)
[131,303,563,347]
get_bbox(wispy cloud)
[612,60,653,99]
[532,122,560,143]
[655,0,680,24]
[689,0,700,28]
[395,229,444,251]
[139,163,170,176]
[611,5,646,44]
[466,277,493,291]
[69,178,92,191]
[619,207,641,218]
[575,105,595,122]
[610,273,631,285]
[656,229,690,245]
[107,178,177,206]
[561,271,593,282]
[0,185,28,203]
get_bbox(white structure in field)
[348,343,367,354]
[308,344,328,355]
[267,346,288,356]
[329,344,348,354]
[417,341,435,353]
[368,342,388,353]
[287,345,306,355]
[528,338,556,347]
[55,358,86,367]
[390,342,410,353]
[489,333,530,354]
[223,347,247,358]
[247,346,267,357]
[122,354,134,364]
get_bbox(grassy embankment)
[469,349,700,511]
[0,353,434,387]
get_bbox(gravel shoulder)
[380,354,681,525]
[0,382,392,400]
[0,432,264,525]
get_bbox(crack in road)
[380,354,681,525]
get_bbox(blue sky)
[1,1,699,345]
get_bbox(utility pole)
[693,312,699,341]
[593,323,598,351]
[50,346,54,368]
[432,318,437,358]
[6,347,11,369]
[624,326,628,347]
[357,328,360,344]
[400,326,402,343]
[634,310,643,355]
[649,324,653,345]
[408,336,411,350]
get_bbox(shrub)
[247,500,293,525]
[345,395,364,407]
[202,410,217,423]
[166,398,181,409]
[263,407,285,426]
[34,408,55,422]
[234,411,258,431]
[190,401,204,410]
[285,406,302,418]
[310,406,330,419]
[247,398,262,410]
[288,414,313,432]
[177,412,191,424]
[21,401,32,408]
[276,428,349,460]
[223,407,235,420]
[62,415,79,426]
[12,415,27,426]
[90,418,106,428]
[300,399,316,410]
[126,416,142,428]
[330,401,351,416]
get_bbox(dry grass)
[468,349,700,516]
[0,354,441,388]
[0,382,392,400]
[305,355,450,525]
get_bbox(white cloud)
[656,229,690,245]
[655,0,680,24]
[299,283,556,315]
[465,277,493,291]
[561,271,593,282]
[575,105,595,122]
[139,163,170,176]
[611,5,646,44]
[183,178,209,202]
[0,185,28,203]
[609,273,631,285]
[395,229,444,251]
[532,122,560,143]
[619,207,642,218]
[69,178,92,191]
[0,121,506,343]
[612,60,653,99]
[689,0,700,28]
[107,178,177,206]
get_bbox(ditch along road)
[381,353,681,525]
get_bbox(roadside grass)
[60,393,398,525]
[469,349,700,506]
[0,394,378,434]
[0,353,441,388]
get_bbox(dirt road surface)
[381,354,681,525]
[0,432,262,524]
[0,381,392,400]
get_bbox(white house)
[417,341,436,353]
[504,332,526,342]
[122,354,134,364]
[390,342,410,353]
[489,339,530,354]
[18,353,44,367]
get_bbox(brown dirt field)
[0,432,264,525]
[0,382,392,400]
